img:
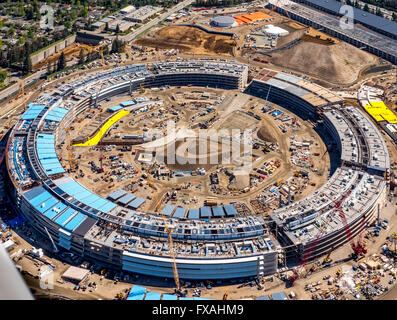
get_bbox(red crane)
[289,187,363,285]
[323,189,367,258]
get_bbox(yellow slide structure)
[73,109,130,147]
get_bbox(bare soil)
[270,40,376,84]
[134,26,235,55]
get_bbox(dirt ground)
[61,87,329,216]
[269,40,376,84]
[33,43,82,71]
[134,26,235,55]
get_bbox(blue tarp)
[144,291,162,300]
[127,197,145,209]
[162,294,178,300]
[271,292,288,300]
[127,285,147,300]
[212,206,225,217]
[5,216,25,228]
[224,204,238,216]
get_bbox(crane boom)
[160,213,181,293]
[166,226,180,291]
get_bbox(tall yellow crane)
[77,43,107,70]
[18,80,27,111]
[160,213,182,295]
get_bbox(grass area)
[135,25,157,39]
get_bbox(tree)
[116,24,120,34]
[0,69,7,86]
[24,55,32,74]
[57,51,65,71]
[78,48,85,65]
[47,61,52,75]
[111,37,125,54]
[105,22,109,32]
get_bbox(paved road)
[0,69,47,104]
[121,0,195,42]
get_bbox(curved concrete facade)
[5,59,389,280]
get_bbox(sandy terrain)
[270,40,376,84]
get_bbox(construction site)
[0,0,397,302]
[57,83,329,217]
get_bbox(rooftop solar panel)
[212,206,225,217]
[162,205,175,216]
[188,208,200,220]
[127,198,145,209]
[173,207,186,219]
[200,206,212,218]
[107,189,127,200]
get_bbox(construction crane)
[289,188,354,285]
[323,190,367,259]
[160,213,185,297]
[44,226,58,253]
[270,0,291,20]
[77,43,107,70]
[18,80,27,111]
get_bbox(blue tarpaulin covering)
[127,285,147,300]
[5,216,26,228]
[271,292,288,300]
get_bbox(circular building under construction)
[210,16,238,28]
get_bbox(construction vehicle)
[322,247,334,264]
[140,83,145,93]
[222,290,228,300]
[373,276,381,284]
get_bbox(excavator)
[322,247,334,265]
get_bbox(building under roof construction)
[4,59,389,281]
